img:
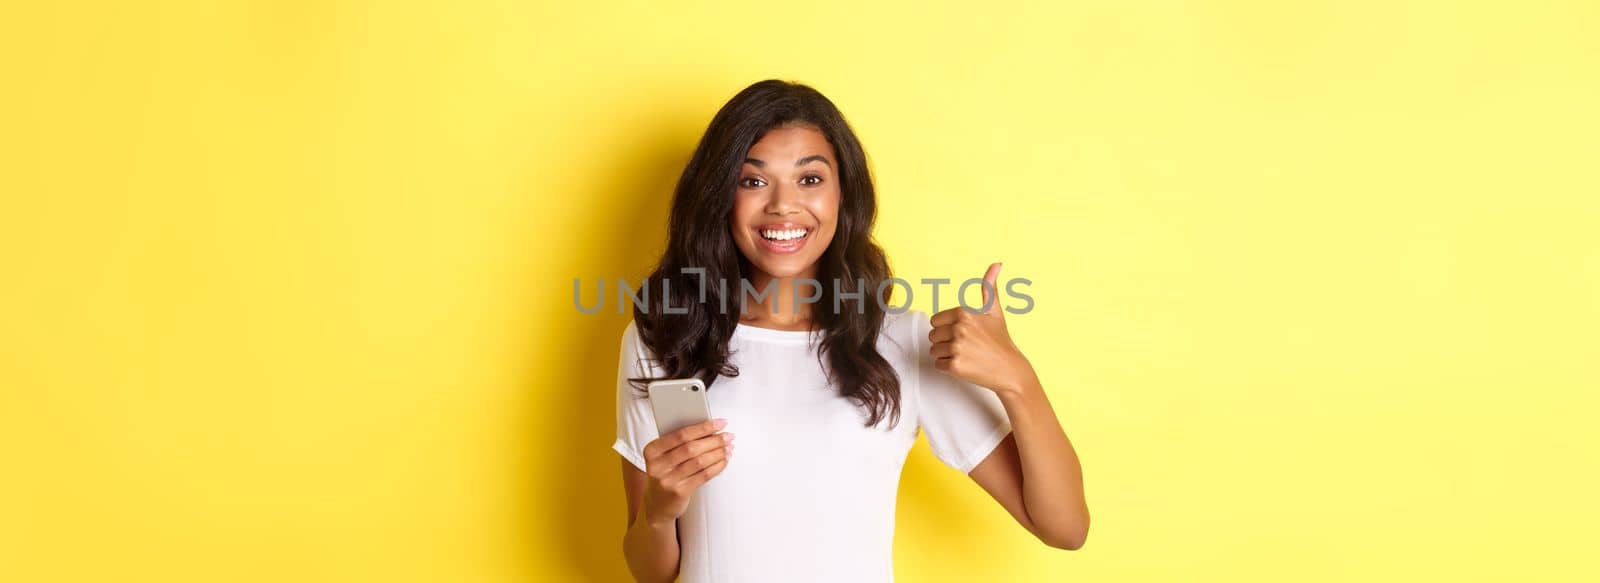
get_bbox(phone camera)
[690,386,700,391]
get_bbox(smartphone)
[647,378,713,436]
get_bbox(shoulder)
[619,318,641,349]
[881,310,932,338]
[619,318,654,362]
[876,310,932,359]
[618,318,665,376]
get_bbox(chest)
[703,341,918,467]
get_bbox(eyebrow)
[743,155,832,169]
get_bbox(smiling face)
[730,124,841,281]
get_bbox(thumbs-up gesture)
[927,262,1039,396]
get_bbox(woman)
[612,79,1089,582]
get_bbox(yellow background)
[3,1,1597,581]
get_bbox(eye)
[800,175,823,186]
[739,177,766,188]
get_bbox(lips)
[753,223,813,255]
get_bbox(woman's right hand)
[640,418,735,527]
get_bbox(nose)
[764,181,800,216]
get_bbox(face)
[730,124,841,280]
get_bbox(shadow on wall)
[521,91,1015,580]
[521,106,686,581]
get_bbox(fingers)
[662,440,733,485]
[929,341,955,360]
[982,262,1002,315]
[643,417,726,461]
[930,303,980,331]
[930,307,963,327]
[680,458,730,491]
[642,421,734,512]
[928,324,955,343]
[672,458,729,493]
[928,262,1005,320]
[655,431,736,475]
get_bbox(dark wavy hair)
[630,79,902,428]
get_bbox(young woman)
[612,80,1089,582]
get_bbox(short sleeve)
[611,321,660,472]
[911,310,1014,473]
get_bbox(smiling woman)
[629,80,901,427]
[611,80,1090,583]
[733,130,838,280]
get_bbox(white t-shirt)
[611,310,1013,583]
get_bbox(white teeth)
[760,228,808,242]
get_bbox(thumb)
[982,262,1003,315]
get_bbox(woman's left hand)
[927,262,1039,396]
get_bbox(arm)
[968,378,1090,550]
[928,262,1090,550]
[619,418,735,582]
[622,459,681,583]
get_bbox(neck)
[741,269,820,329]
